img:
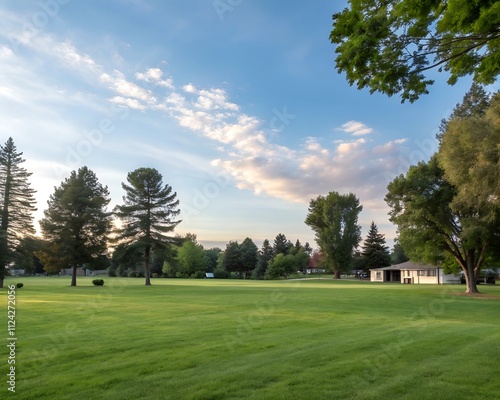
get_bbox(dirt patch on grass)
[451,292,500,300]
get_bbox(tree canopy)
[305,192,362,278]
[330,0,500,102]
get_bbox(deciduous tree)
[330,0,500,102]
[305,192,362,278]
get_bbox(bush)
[16,283,23,288]
[107,267,117,277]
[127,271,137,278]
[92,279,104,286]
[193,270,206,279]
[213,269,229,279]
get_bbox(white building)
[370,261,459,284]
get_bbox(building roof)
[370,261,440,271]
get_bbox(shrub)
[16,283,23,288]
[107,267,117,277]
[213,269,229,279]
[127,271,137,278]
[92,279,104,286]
[193,270,205,279]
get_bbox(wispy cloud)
[340,120,373,136]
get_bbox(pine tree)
[360,222,391,271]
[38,167,112,286]
[0,138,37,287]
[273,233,292,255]
[253,239,273,279]
[114,167,181,286]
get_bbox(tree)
[114,167,181,286]
[253,239,273,279]
[438,93,500,220]
[273,233,292,256]
[438,83,491,138]
[390,238,409,265]
[239,237,258,278]
[221,241,241,276]
[38,167,111,286]
[265,254,296,280]
[14,236,47,275]
[176,237,207,277]
[0,138,37,287]
[360,221,391,271]
[305,192,362,278]
[330,1,500,102]
[385,157,499,294]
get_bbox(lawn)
[1,276,499,399]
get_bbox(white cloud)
[0,45,13,58]
[136,67,174,88]
[340,120,373,136]
[108,96,146,110]
[183,83,197,93]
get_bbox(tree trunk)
[71,265,77,287]
[464,264,479,294]
[334,270,341,279]
[0,276,4,289]
[144,246,151,286]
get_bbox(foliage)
[252,239,273,279]
[273,233,293,255]
[305,192,362,278]
[0,137,37,286]
[38,167,111,286]
[114,167,181,286]
[437,92,500,222]
[220,239,257,278]
[13,236,46,275]
[438,83,491,138]
[390,239,409,265]
[16,282,23,288]
[92,279,104,286]
[265,253,296,279]
[176,238,207,277]
[360,221,391,271]
[385,157,499,294]
[239,237,258,277]
[330,1,500,102]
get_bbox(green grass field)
[2,277,499,399]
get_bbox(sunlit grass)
[1,276,499,399]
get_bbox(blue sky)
[0,0,490,250]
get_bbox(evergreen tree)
[390,239,409,265]
[360,222,391,271]
[253,239,273,279]
[38,167,111,286]
[114,167,181,286]
[0,137,37,287]
[438,83,491,139]
[273,233,291,255]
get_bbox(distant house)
[370,261,459,284]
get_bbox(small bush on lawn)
[16,283,24,288]
[92,279,104,286]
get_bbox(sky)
[0,0,491,251]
